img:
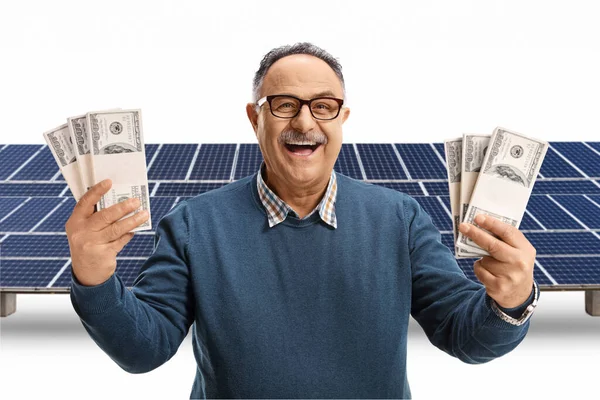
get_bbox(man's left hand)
[458,214,536,309]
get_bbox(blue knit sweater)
[71,172,534,399]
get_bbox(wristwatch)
[490,281,539,326]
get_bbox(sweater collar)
[256,162,337,229]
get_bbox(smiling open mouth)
[284,143,321,156]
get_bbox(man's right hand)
[65,179,150,287]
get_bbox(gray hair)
[252,42,346,102]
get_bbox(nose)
[290,104,317,133]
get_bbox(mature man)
[68,42,538,399]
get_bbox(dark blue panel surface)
[149,197,178,231]
[413,196,452,231]
[0,145,42,180]
[53,259,145,288]
[144,144,159,165]
[587,142,600,153]
[356,144,408,180]
[433,143,445,159]
[370,182,425,196]
[526,196,582,229]
[422,182,449,196]
[525,232,600,255]
[0,183,67,197]
[0,235,70,257]
[531,180,600,195]
[147,144,198,180]
[537,257,600,285]
[34,198,77,232]
[0,198,65,232]
[0,259,67,288]
[552,195,600,229]
[189,144,236,180]
[551,143,600,178]
[334,144,363,179]
[234,144,263,180]
[0,197,26,219]
[539,147,583,178]
[520,210,544,230]
[154,182,227,197]
[395,144,447,179]
[118,235,155,257]
[11,147,61,181]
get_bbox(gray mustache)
[278,129,328,145]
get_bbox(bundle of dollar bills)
[444,127,548,258]
[43,109,151,232]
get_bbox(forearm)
[439,287,531,364]
[70,272,181,373]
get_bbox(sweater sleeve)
[403,196,538,364]
[70,200,195,373]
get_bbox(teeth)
[285,140,318,146]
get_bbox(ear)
[340,107,350,125]
[246,103,259,135]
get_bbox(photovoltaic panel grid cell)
[2,141,600,292]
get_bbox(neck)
[263,166,330,219]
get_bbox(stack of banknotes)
[43,109,151,232]
[444,127,548,258]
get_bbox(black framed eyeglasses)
[256,95,344,120]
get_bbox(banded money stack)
[444,127,548,258]
[43,109,152,232]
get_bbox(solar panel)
[2,141,600,296]
[234,144,263,180]
[0,198,65,232]
[0,183,67,197]
[537,257,600,286]
[188,144,236,181]
[0,259,68,288]
[334,144,364,180]
[356,144,408,180]
[551,142,600,178]
[147,144,198,180]
[153,182,226,197]
[413,196,452,231]
[539,148,584,178]
[394,144,447,180]
[526,196,583,229]
[0,145,42,180]
[9,146,61,181]
[0,197,27,220]
[551,194,600,229]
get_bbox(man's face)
[246,54,350,190]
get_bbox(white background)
[1,0,600,399]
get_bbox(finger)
[110,232,135,254]
[459,222,512,261]
[73,179,112,218]
[100,209,149,243]
[473,214,527,249]
[476,256,507,277]
[88,197,141,232]
[473,258,498,286]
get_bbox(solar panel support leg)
[585,291,600,317]
[1,293,16,317]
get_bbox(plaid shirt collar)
[257,162,337,229]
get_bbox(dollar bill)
[455,127,548,255]
[43,124,86,201]
[443,137,463,256]
[67,114,94,192]
[457,134,491,258]
[87,109,151,232]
